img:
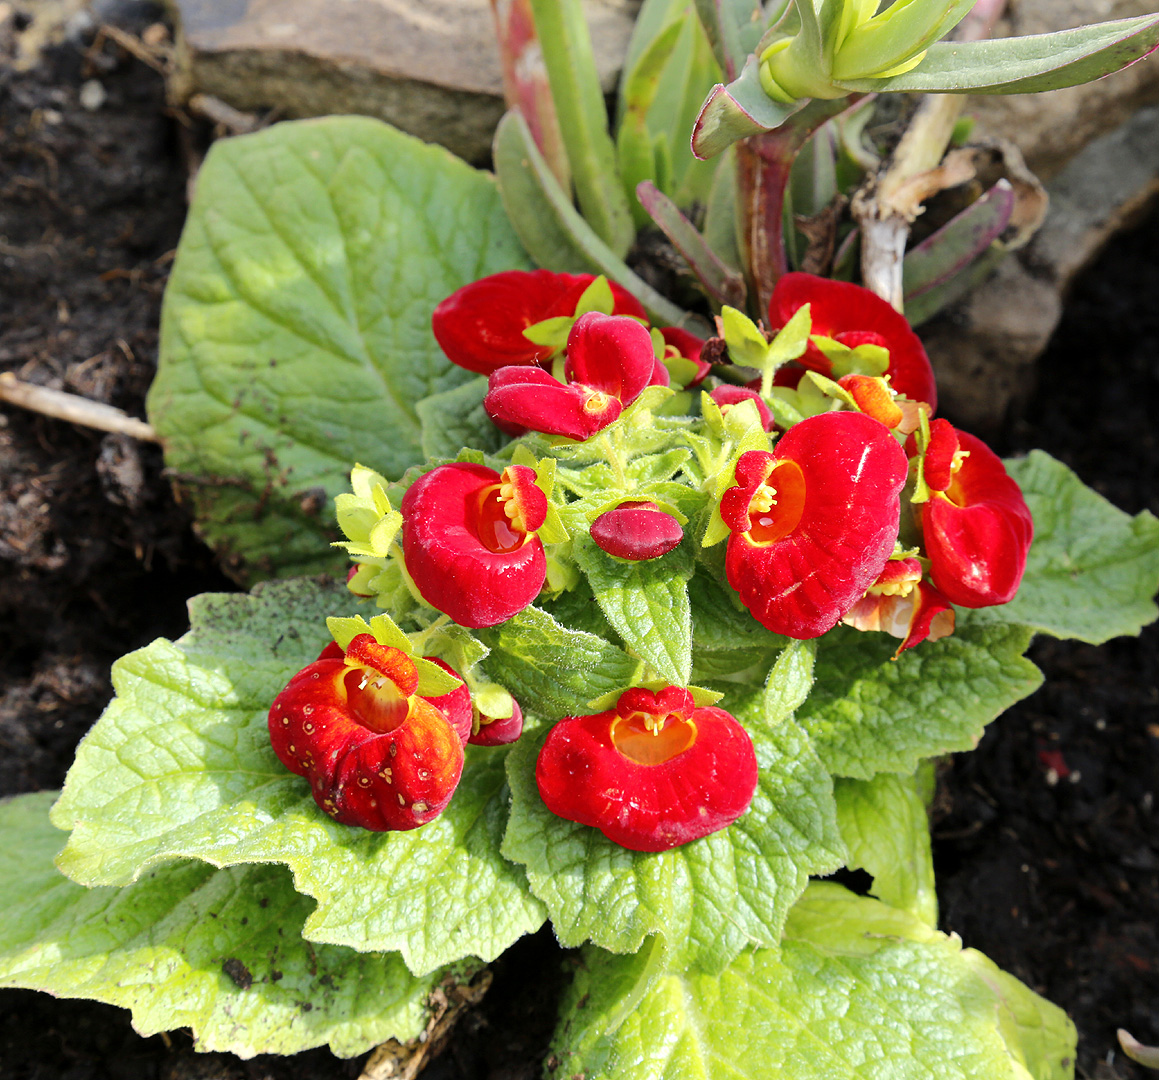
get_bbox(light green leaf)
[149,116,530,583]
[0,792,461,1059]
[550,883,1075,1080]
[990,451,1159,643]
[572,535,694,685]
[834,773,938,926]
[838,14,1159,94]
[476,605,640,718]
[761,638,817,729]
[416,376,509,460]
[502,714,843,973]
[797,617,1043,778]
[49,578,544,976]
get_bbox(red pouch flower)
[469,696,524,746]
[268,635,465,831]
[769,272,938,410]
[483,312,656,442]
[535,686,758,852]
[660,326,711,388]
[918,426,1034,607]
[431,270,647,375]
[722,411,908,638]
[842,557,955,654]
[590,501,684,561]
[401,462,548,628]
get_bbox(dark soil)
[0,7,1155,1080]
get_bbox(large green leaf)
[990,451,1159,643]
[797,618,1042,778]
[549,884,1076,1080]
[149,117,530,583]
[501,713,843,974]
[834,773,937,926]
[50,578,544,976]
[0,792,461,1059]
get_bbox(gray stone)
[966,0,1159,180]
[165,0,640,164]
[921,103,1159,433]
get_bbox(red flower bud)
[920,429,1033,608]
[431,270,647,375]
[268,635,465,831]
[535,686,758,852]
[769,273,937,410]
[469,697,524,746]
[709,386,776,431]
[590,501,684,561]
[402,462,547,627]
[483,313,656,441]
[722,412,908,638]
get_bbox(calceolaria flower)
[842,557,955,654]
[401,462,548,628]
[769,273,938,410]
[431,269,647,375]
[483,312,656,441]
[268,635,466,831]
[916,423,1034,607]
[535,686,758,852]
[722,411,909,638]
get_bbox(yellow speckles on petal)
[397,793,406,806]
[379,767,393,783]
[413,801,428,814]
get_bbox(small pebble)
[80,79,107,112]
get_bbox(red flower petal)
[268,637,464,831]
[769,272,938,411]
[564,312,656,406]
[469,697,524,746]
[401,463,547,627]
[710,386,776,431]
[590,502,684,561]
[661,327,711,387]
[921,429,1033,608]
[432,270,647,376]
[424,656,473,745]
[724,411,908,638]
[485,369,624,442]
[535,687,758,852]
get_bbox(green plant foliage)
[416,377,509,460]
[834,773,937,925]
[548,884,1076,1080]
[991,451,1159,643]
[501,716,844,973]
[149,117,530,583]
[797,618,1043,779]
[49,578,544,976]
[0,792,460,1059]
[572,536,694,685]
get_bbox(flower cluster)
[267,269,1033,850]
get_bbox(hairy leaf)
[50,578,544,975]
[797,618,1042,778]
[0,792,460,1059]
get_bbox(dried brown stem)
[0,373,159,442]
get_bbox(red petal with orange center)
[769,272,938,411]
[431,270,647,375]
[401,463,546,627]
[921,429,1033,607]
[724,411,908,638]
[535,687,757,852]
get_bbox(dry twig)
[0,372,159,442]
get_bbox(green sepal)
[332,464,403,561]
[585,680,724,712]
[720,304,770,369]
[521,314,575,353]
[512,446,571,545]
[700,402,772,549]
[909,406,933,504]
[325,613,463,697]
[810,335,891,378]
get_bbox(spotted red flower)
[268,635,465,831]
[590,501,684,561]
[918,426,1033,608]
[769,272,937,410]
[535,686,757,852]
[401,462,548,628]
[431,270,648,375]
[484,312,656,441]
[722,411,908,638]
[842,557,955,654]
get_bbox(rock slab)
[166,0,639,163]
